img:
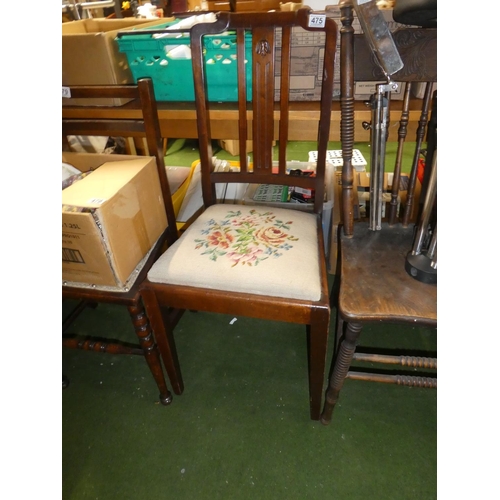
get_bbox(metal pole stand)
[369,81,399,230]
[405,149,437,284]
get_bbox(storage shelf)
[62,98,427,142]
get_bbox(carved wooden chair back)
[62,78,179,405]
[191,8,335,217]
[321,2,437,425]
[140,8,339,420]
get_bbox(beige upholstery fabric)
[147,204,322,301]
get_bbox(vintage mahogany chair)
[62,77,181,405]
[139,8,338,420]
[320,2,437,425]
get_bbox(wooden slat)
[237,27,249,172]
[252,25,275,173]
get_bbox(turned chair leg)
[128,302,173,405]
[321,321,363,425]
[140,288,184,396]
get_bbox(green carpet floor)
[62,140,436,499]
[62,299,436,500]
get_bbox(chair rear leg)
[320,321,362,425]
[128,302,173,405]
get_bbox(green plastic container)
[116,21,253,102]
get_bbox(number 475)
[308,14,326,28]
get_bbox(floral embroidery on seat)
[194,209,299,266]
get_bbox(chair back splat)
[140,8,339,420]
[62,78,181,406]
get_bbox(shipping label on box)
[62,155,167,289]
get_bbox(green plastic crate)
[116,21,253,102]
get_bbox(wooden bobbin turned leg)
[321,321,362,425]
[128,302,173,406]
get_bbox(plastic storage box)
[116,20,253,102]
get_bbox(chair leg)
[127,302,173,406]
[320,321,363,425]
[308,310,330,421]
[140,288,184,396]
[334,314,344,357]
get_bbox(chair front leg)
[308,309,330,421]
[128,302,173,405]
[320,320,362,425]
[140,288,184,396]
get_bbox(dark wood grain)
[321,2,437,426]
[140,8,338,420]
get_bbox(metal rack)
[62,0,121,20]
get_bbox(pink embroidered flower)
[207,230,234,249]
[254,226,289,247]
[226,246,266,266]
[230,215,258,227]
[196,210,297,266]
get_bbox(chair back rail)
[190,9,338,215]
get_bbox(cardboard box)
[62,153,167,289]
[62,17,171,106]
[274,27,404,101]
[274,26,332,101]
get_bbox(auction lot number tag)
[308,14,326,28]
